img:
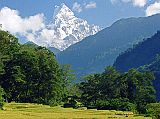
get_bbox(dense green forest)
[0,30,159,117]
[78,66,156,114]
[0,30,73,106]
[114,31,160,101]
[138,55,160,102]
[114,31,160,72]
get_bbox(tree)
[99,66,121,99]
[79,67,156,113]
[0,53,4,75]
[60,64,77,102]
[80,73,101,106]
[134,72,156,113]
[0,30,20,102]
[35,46,63,105]
[0,30,76,106]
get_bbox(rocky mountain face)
[45,3,100,51]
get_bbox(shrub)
[0,86,4,109]
[96,98,136,112]
[96,100,110,110]
[146,103,160,118]
[63,97,83,108]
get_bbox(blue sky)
[0,0,160,44]
[1,0,159,28]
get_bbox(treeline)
[0,30,73,107]
[77,66,156,113]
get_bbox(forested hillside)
[114,31,160,101]
[114,31,160,71]
[138,55,160,101]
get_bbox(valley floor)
[0,103,151,119]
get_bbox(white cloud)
[111,0,147,7]
[133,0,147,7]
[0,7,45,35]
[85,1,97,9]
[146,2,160,16]
[0,7,48,45]
[0,5,98,49]
[72,2,82,13]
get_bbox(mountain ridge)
[24,41,60,55]
[114,31,160,71]
[57,14,160,77]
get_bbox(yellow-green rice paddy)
[0,102,151,119]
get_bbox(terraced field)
[0,103,151,119]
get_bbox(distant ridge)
[114,31,160,71]
[57,14,160,77]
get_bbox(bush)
[146,103,160,118]
[0,86,4,109]
[96,100,110,110]
[96,98,136,112]
[63,97,83,108]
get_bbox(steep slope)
[25,41,39,47]
[139,55,160,101]
[114,31,160,72]
[113,31,160,101]
[33,3,100,51]
[57,14,160,77]
[25,41,60,55]
[48,47,60,55]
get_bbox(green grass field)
[0,103,151,119]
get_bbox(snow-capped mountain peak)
[53,3,74,20]
[34,3,101,51]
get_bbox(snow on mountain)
[35,3,100,51]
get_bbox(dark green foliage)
[146,103,160,118]
[114,31,160,101]
[79,66,156,113]
[139,55,160,101]
[0,30,20,75]
[0,53,5,75]
[63,96,83,108]
[114,31,160,72]
[60,64,76,97]
[79,73,102,106]
[96,98,136,112]
[58,15,160,78]
[0,30,72,106]
[0,86,4,109]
